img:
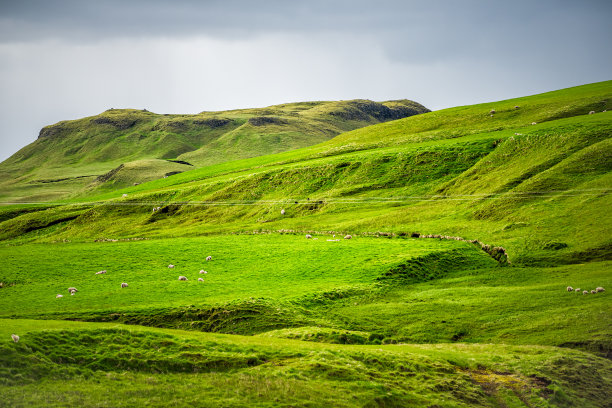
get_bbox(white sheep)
[198,278,204,282]
[305,234,312,239]
[591,290,597,294]
[11,334,19,343]
[199,270,207,274]
[122,194,128,198]
[531,122,537,125]
[121,282,128,288]
[575,288,581,292]
[589,111,595,115]
[168,264,175,268]
[281,209,285,215]
[95,270,107,275]
[596,287,605,292]
[56,294,63,298]
[566,286,573,292]
[344,234,352,239]
[178,276,188,281]
[490,109,496,114]
[68,287,78,294]
[583,290,589,295]
[206,256,212,261]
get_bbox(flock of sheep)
[54,255,215,298]
[567,286,605,295]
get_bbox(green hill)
[0,99,428,202]
[1,81,611,407]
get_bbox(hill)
[0,99,429,202]
[1,81,611,407]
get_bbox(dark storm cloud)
[0,0,610,161]
[2,0,611,63]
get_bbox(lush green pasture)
[0,235,477,317]
[1,234,609,352]
[1,319,610,407]
[1,82,611,406]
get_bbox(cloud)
[0,0,610,161]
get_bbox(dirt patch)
[467,369,552,405]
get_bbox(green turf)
[1,81,611,406]
[1,319,610,407]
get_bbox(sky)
[0,0,610,162]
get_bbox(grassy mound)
[1,320,610,407]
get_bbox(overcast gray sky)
[1,0,610,161]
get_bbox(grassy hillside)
[1,81,611,407]
[0,99,428,202]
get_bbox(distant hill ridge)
[0,99,429,201]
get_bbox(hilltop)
[0,99,428,202]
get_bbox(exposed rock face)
[90,116,138,130]
[248,116,289,126]
[96,164,125,183]
[38,122,70,139]
[329,100,430,122]
[193,118,232,128]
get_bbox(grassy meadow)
[1,81,611,407]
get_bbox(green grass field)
[1,81,611,407]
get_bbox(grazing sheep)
[514,106,520,109]
[344,234,352,239]
[596,287,605,292]
[56,294,63,298]
[68,287,78,294]
[199,270,206,274]
[591,290,597,294]
[121,282,128,288]
[575,288,581,292]
[281,209,286,215]
[198,278,204,282]
[95,270,107,275]
[305,234,312,239]
[122,194,128,198]
[589,111,595,115]
[566,286,573,292]
[206,256,212,261]
[11,334,19,343]
[583,290,589,295]
[168,264,175,268]
[531,122,537,125]
[490,109,496,114]
[178,276,188,281]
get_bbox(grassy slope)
[1,81,611,407]
[1,319,610,407]
[0,99,428,202]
